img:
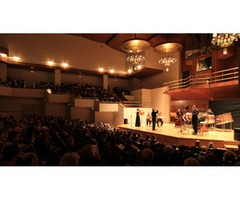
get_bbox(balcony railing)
[164,67,239,90]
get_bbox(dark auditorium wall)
[8,68,54,88]
[0,96,44,120]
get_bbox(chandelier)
[158,55,177,66]
[211,33,240,48]
[126,52,145,65]
[120,35,150,68]
[154,38,182,71]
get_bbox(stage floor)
[117,123,240,149]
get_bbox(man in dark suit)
[192,105,199,135]
[151,108,158,130]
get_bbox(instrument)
[215,112,233,129]
[175,114,183,127]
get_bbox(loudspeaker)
[124,118,128,124]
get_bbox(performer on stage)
[206,108,215,128]
[157,112,163,126]
[135,108,141,127]
[151,108,158,130]
[176,108,183,117]
[192,105,199,135]
[175,108,183,127]
[207,108,214,115]
[146,112,152,126]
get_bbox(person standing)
[151,108,158,130]
[135,108,141,127]
[192,105,199,135]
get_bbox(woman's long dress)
[135,111,141,127]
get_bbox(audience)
[0,114,240,166]
[0,77,131,103]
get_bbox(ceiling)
[71,33,214,53]
[69,34,215,79]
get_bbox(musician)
[175,108,183,127]
[156,112,163,127]
[151,108,158,130]
[146,112,152,126]
[192,105,199,135]
[135,108,141,127]
[207,108,214,115]
[176,108,183,117]
[206,108,215,128]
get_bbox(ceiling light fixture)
[154,35,182,70]
[158,55,177,67]
[121,34,150,71]
[211,33,240,48]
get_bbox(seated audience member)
[22,152,39,166]
[184,157,200,166]
[223,150,238,165]
[59,152,80,166]
[208,142,214,150]
[1,144,21,166]
[140,148,154,166]
[204,152,220,166]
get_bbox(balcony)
[163,67,240,100]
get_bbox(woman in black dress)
[135,108,141,127]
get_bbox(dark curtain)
[209,99,240,129]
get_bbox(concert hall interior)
[1,33,240,166]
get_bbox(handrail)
[164,67,239,90]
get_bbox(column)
[55,69,61,85]
[103,74,108,89]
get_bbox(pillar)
[103,74,108,89]
[55,69,61,85]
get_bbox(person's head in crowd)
[1,144,20,165]
[184,157,200,166]
[204,152,220,166]
[140,148,153,165]
[208,142,214,150]
[195,140,200,147]
[164,145,174,156]
[223,150,237,163]
[0,127,8,142]
[7,131,20,144]
[142,141,151,149]
[201,145,207,153]
[172,144,177,150]
[59,152,80,166]
[22,152,39,166]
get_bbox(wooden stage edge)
[117,123,240,149]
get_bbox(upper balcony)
[163,67,240,100]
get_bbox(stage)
[117,123,240,149]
